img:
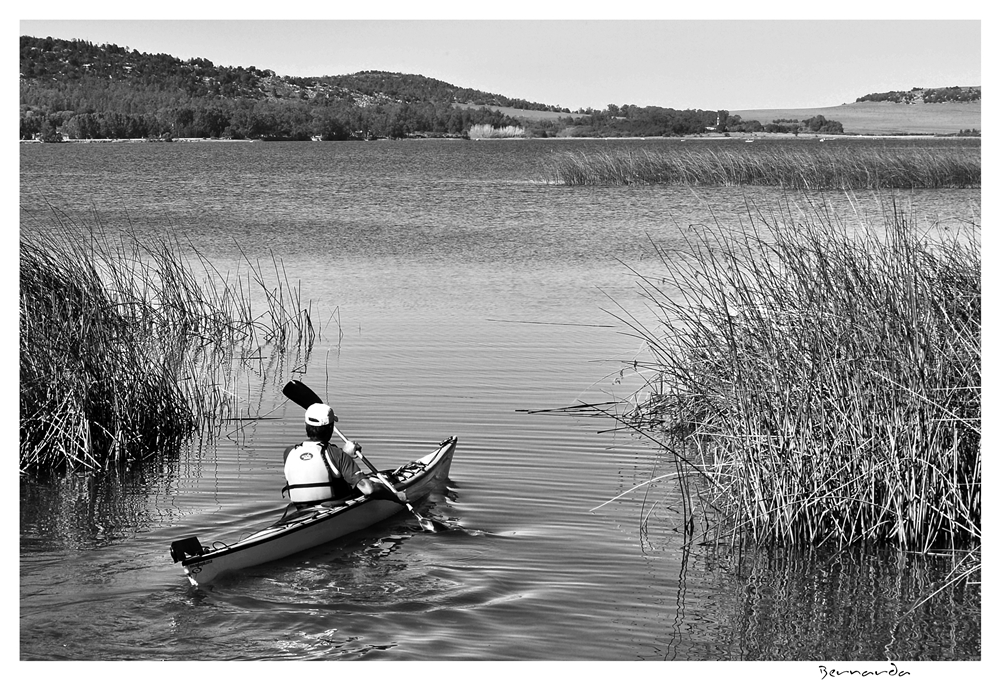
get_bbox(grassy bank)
[612,199,979,552]
[549,145,980,189]
[20,221,316,474]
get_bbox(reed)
[611,199,980,551]
[468,124,527,139]
[548,145,981,189]
[19,219,316,474]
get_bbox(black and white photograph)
[17,13,983,668]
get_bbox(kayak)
[170,436,457,587]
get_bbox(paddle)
[281,380,446,532]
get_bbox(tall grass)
[468,124,526,139]
[549,145,980,189]
[20,219,316,474]
[609,199,980,552]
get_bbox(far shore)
[21,131,980,145]
[473,132,976,141]
[19,137,258,144]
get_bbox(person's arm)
[339,442,407,502]
[324,446,368,490]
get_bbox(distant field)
[462,100,981,136]
[731,101,981,135]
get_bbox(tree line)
[857,86,981,104]
[531,104,720,137]
[739,115,845,135]
[526,107,844,138]
[21,86,525,141]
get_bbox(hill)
[19,35,566,112]
[19,35,557,141]
[731,100,981,136]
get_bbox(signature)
[819,663,910,679]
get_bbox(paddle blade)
[282,380,324,409]
[417,516,443,533]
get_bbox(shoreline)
[20,132,980,145]
[19,137,258,144]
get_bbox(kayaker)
[282,403,406,507]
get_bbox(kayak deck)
[170,436,456,586]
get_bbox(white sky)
[18,15,982,111]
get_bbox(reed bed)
[20,220,316,474]
[549,145,980,189]
[611,199,980,552]
[468,124,527,139]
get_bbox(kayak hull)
[171,436,456,587]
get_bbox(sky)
[18,16,983,112]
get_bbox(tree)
[196,106,230,137]
[20,110,43,139]
[38,118,62,142]
[717,110,730,131]
[173,107,195,136]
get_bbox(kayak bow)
[170,436,456,587]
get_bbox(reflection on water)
[19,139,980,660]
[664,545,981,661]
[20,457,188,552]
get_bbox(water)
[19,138,980,661]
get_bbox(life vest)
[283,441,342,503]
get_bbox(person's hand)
[378,479,406,503]
[356,477,375,496]
[342,440,362,456]
[368,478,407,503]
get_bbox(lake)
[19,137,981,661]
